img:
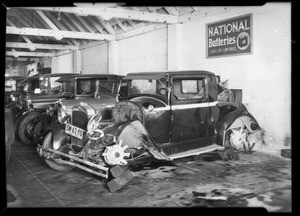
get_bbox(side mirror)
[216,76,220,83]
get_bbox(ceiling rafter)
[126,20,138,29]
[94,16,116,35]
[86,16,106,34]
[15,9,48,41]
[6,26,116,41]
[43,11,80,46]
[6,18,33,44]
[64,13,87,32]
[74,15,95,33]
[16,7,179,24]
[6,51,56,57]
[115,19,131,32]
[164,7,180,16]
[6,42,78,50]
[35,10,76,47]
[60,13,87,44]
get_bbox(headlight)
[57,106,68,123]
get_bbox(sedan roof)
[123,70,216,80]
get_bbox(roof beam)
[6,42,78,50]
[6,51,56,57]
[94,17,116,35]
[164,7,180,16]
[115,19,131,32]
[16,7,179,23]
[35,10,78,47]
[43,11,80,46]
[86,16,105,34]
[6,18,33,44]
[74,16,95,33]
[6,56,40,61]
[6,26,115,41]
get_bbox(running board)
[168,144,224,160]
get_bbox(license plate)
[65,123,84,140]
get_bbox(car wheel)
[17,112,40,146]
[226,127,255,152]
[42,131,74,171]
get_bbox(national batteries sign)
[206,14,252,58]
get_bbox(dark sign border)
[206,13,253,59]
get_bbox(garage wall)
[51,53,73,74]
[118,27,167,75]
[180,2,291,154]
[81,43,108,74]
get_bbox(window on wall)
[173,78,206,101]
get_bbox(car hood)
[60,95,117,114]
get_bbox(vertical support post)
[73,50,81,74]
[108,40,119,75]
[167,24,183,70]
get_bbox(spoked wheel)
[42,131,74,171]
[227,127,255,152]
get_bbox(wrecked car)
[5,75,27,106]
[37,70,263,192]
[14,73,78,145]
[32,74,124,146]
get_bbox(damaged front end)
[37,102,167,192]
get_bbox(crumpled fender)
[102,120,170,161]
[216,109,261,146]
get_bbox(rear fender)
[103,120,170,161]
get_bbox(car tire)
[17,112,40,146]
[42,131,74,171]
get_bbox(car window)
[173,78,206,101]
[38,77,62,95]
[77,79,93,95]
[129,78,167,96]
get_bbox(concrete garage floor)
[5,140,291,211]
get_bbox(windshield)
[129,78,167,97]
[76,79,120,95]
[35,77,62,95]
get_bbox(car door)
[161,75,213,155]
[129,77,171,144]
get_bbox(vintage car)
[5,108,15,163]
[32,74,124,146]
[5,75,27,106]
[14,73,77,145]
[37,70,263,192]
